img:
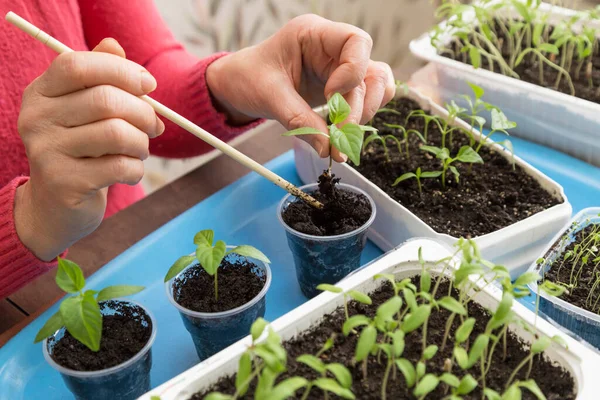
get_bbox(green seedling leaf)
[228,245,271,264]
[34,310,64,343]
[420,271,431,293]
[468,334,490,367]
[484,388,502,400]
[413,374,440,397]
[455,318,476,344]
[439,373,460,387]
[355,325,376,362]
[196,240,227,276]
[538,43,559,54]
[393,172,416,186]
[317,284,343,294]
[254,346,284,373]
[456,146,484,164]
[457,374,478,395]
[376,108,402,116]
[421,145,446,159]
[347,290,372,305]
[438,296,467,315]
[396,358,416,387]
[488,292,514,331]
[514,272,541,287]
[268,377,309,400]
[282,127,328,138]
[359,125,378,132]
[60,292,102,352]
[469,46,482,69]
[328,93,351,124]
[255,367,277,399]
[326,363,353,389]
[297,354,325,374]
[194,230,214,247]
[531,336,551,354]
[96,285,144,302]
[403,288,417,311]
[343,315,370,336]
[313,378,355,399]
[251,318,268,341]
[454,264,484,285]
[391,330,405,357]
[401,305,431,333]
[468,82,484,99]
[491,109,517,130]
[376,296,403,321]
[235,352,252,396]
[502,384,522,400]
[517,380,546,400]
[449,165,460,182]
[421,171,443,178]
[330,123,365,165]
[454,346,469,370]
[423,345,439,360]
[539,281,567,297]
[164,255,196,282]
[56,257,85,294]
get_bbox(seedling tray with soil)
[294,87,571,277]
[410,2,600,166]
[528,207,600,349]
[141,239,600,400]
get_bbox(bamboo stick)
[5,11,323,209]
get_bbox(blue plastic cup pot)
[278,182,376,298]
[43,300,156,400]
[165,249,272,361]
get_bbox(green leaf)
[511,0,531,21]
[468,334,490,367]
[502,384,522,400]
[34,310,64,343]
[538,43,559,54]
[423,344,438,360]
[282,127,328,137]
[468,82,484,99]
[196,240,227,276]
[96,285,144,302]
[403,288,417,311]
[317,284,343,293]
[328,93,351,124]
[193,230,214,247]
[343,315,371,336]
[532,23,543,47]
[454,264,484,285]
[203,393,233,400]
[514,272,541,287]
[469,46,482,69]
[396,358,416,387]
[355,325,376,362]
[376,296,403,321]
[488,292,514,331]
[455,318,476,344]
[438,296,467,315]
[491,109,517,131]
[420,271,431,293]
[228,245,271,264]
[457,374,478,395]
[439,372,460,387]
[449,165,460,181]
[456,146,483,164]
[60,293,102,352]
[421,171,443,178]
[376,107,402,116]
[251,318,268,341]
[517,380,546,400]
[401,305,431,333]
[326,363,353,389]
[313,378,355,399]
[358,125,378,132]
[391,330,405,357]
[531,336,551,354]
[393,172,416,186]
[484,388,502,400]
[413,374,440,397]
[297,354,325,373]
[420,145,445,158]
[331,123,365,166]
[236,352,252,396]
[347,290,372,305]
[454,346,469,370]
[254,346,284,373]
[268,377,309,400]
[164,255,196,282]
[56,257,85,294]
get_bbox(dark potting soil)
[49,301,152,371]
[443,18,600,104]
[174,258,266,313]
[354,97,560,237]
[193,278,575,399]
[281,173,372,236]
[544,224,600,313]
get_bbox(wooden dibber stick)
[5,11,324,209]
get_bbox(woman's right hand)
[13,39,164,261]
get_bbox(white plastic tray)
[409,2,600,167]
[140,238,600,399]
[294,87,572,278]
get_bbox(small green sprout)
[393,167,442,194]
[164,229,270,301]
[34,258,144,351]
[420,145,484,189]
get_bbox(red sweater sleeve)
[0,178,65,299]
[77,0,262,158]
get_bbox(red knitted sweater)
[0,0,259,298]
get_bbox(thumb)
[92,38,126,58]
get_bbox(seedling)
[34,257,144,352]
[420,145,484,189]
[164,229,270,301]
[382,123,426,159]
[282,93,377,168]
[362,131,404,162]
[393,167,442,194]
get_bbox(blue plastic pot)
[43,300,156,400]
[278,183,376,298]
[166,250,271,361]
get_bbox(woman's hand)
[206,14,396,162]
[14,39,163,261]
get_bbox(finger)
[60,119,150,160]
[361,61,396,124]
[53,85,164,137]
[75,155,145,188]
[92,38,126,58]
[37,51,157,97]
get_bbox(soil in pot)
[49,301,152,371]
[443,18,600,104]
[353,97,561,237]
[193,277,575,399]
[543,223,600,313]
[174,257,266,313]
[281,172,372,236]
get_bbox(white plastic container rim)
[43,299,157,379]
[277,182,377,242]
[165,247,272,320]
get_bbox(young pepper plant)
[34,257,144,351]
[420,145,484,189]
[164,229,270,301]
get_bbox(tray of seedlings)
[409,0,600,167]
[142,238,600,399]
[527,208,600,350]
[294,85,571,278]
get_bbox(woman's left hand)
[206,14,396,162]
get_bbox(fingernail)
[156,116,165,136]
[340,153,348,162]
[141,71,157,93]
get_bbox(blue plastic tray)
[1,139,599,399]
